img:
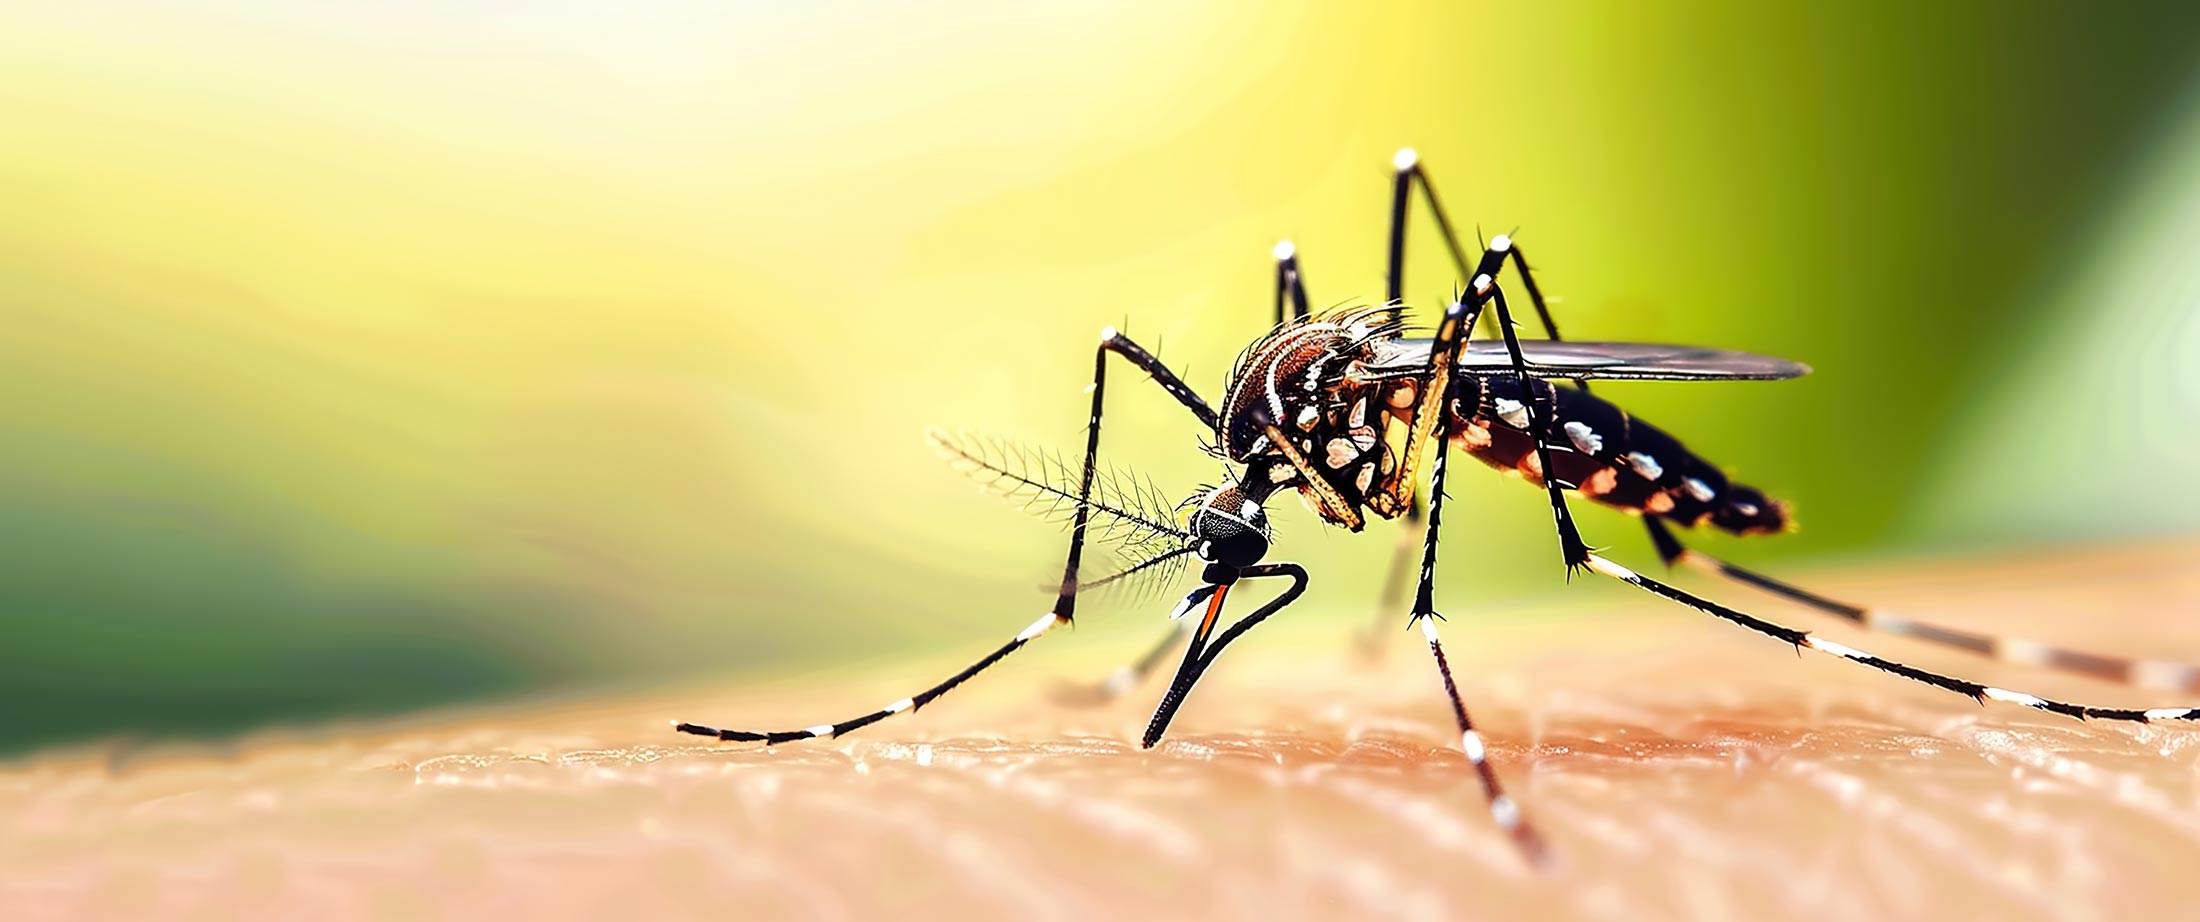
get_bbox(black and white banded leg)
[1473,268,1594,571]
[675,328,1218,743]
[672,610,1071,743]
[1366,151,1581,650]
[1052,327,1220,619]
[1642,518,2200,694]
[1362,148,1457,650]
[1581,552,2200,724]
[1418,617,1549,864]
[1436,238,2200,719]
[1386,149,1571,345]
[1399,299,1551,863]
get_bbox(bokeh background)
[4,2,2199,757]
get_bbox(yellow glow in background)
[3,2,2198,752]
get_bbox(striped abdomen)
[1448,374,1789,535]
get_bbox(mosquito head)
[1184,483,1271,569]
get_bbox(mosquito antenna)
[1066,546,1195,598]
[928,429,1191,551]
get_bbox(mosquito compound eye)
[1187,486,1271,568]
[1202,528,1268,569]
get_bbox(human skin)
[5,544,2198,921]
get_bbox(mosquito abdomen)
[1449,374,1790,536]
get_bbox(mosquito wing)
[1367,338,1810,382]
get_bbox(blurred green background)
[4,2,2199,756]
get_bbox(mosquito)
[675,149,2200,864]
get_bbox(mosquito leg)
[1366,151,1579,641]
[1500,244,1571,353]
[1366,148,1456,640]
[673,612,1069,743]
[1418,617,1551,864]
[1402,159,1656,549]
[1051,328,1222,616]
[1273,240,1311,324]
[1142,562,1310,747]
[1489,233,1647,562]
[678,327,1215,743]
[1581,552,2200,723]
[1093,329,1218,433]
[1495,231,1662,569]
[1385,147,1476,306]
[1387,148,1576,351]
[1360,213,1492,637]
[1404,168,1682,559]
[1392,151,1566,342]
[1474,271,1593,571]
[1385,149,1416,305]
[1641,518,2200,693]
[1395,327,1551,863]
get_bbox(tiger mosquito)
[677,148,2200,864]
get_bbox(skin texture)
[5,544,2199,921]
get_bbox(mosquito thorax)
[1215,306,1399,464]
[1185,483,1271,569]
